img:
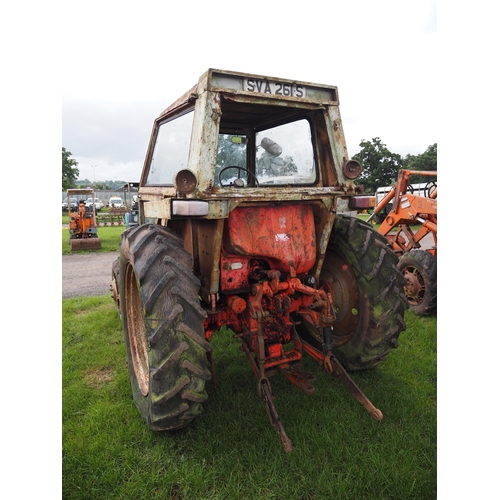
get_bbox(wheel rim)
[299,250,360,348]
[325,251,361,345]
[402,265,426,306]
[124,263,149,396]
[111,272,120,313]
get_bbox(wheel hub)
[402,266,425,306]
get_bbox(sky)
[61,0,438,185]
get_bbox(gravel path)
[62,252,119,298]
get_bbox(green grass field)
[62,295,437,500]
[62,212,437,498]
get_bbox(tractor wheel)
[118,224,212,431]
[297,215,408,371]
[397,249,437,316]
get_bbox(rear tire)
[118,224,211,430]
[297,215,408,371]
[397,249,437,316]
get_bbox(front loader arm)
[377,194,437,254]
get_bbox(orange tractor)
[111,69,408,452]
[368,169,437,315]
[67,188,102,251]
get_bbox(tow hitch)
[240,333,383,452]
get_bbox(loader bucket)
[70,238,102,251]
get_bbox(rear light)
[349,196,376,209]
[343,159,362,179]
[175,169,197,194]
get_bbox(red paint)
[224,205,316,274]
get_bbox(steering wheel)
[218,166,260,187]
[424,181,437,198]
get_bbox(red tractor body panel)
[223,205,316,275]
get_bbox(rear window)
[215,119,316,187]
[256,119,316,185]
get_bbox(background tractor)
[112,69,408,451]
[67,188,102,251]
[368,169,437,315]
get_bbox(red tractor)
[112,69,408,451]
[369,169,437,315]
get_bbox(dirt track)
[62,252,119,298]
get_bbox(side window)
[256,119,316,185]
[214,134,248,187]
[145,110,194,186]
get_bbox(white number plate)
[243,78,306,98]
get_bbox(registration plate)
[243,78,306,98]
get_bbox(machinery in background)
[368,169,437,315]
[67,188,102,251]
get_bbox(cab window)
[256,119,316,185]
[214,119,316,188]
[215,134,249,187]
[145,110,194,186]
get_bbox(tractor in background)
[368,169,437,315]
[67,188,102,251]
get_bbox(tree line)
[62,148,127,191]
[352,138,437,194]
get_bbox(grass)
[62,212,437,497]
[62,296,437,500]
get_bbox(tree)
[76,179,127,190]
[256,151,298,178]
[215,134,250,183]
[402,143,437,184]
[62,147,79,190]
[352,138,403,194]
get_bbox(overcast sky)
[62,0,438,184]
